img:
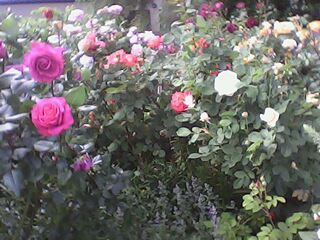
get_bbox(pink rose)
[0,41,8,59]
[171,91,193,113]
[24,42,64,84]
[107,5,123,15]
[31,97,74,137]
[226,22,237,33]
[236,2,246,9]
[78,33,106,54]
[147,36,163,50]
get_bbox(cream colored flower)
[272,63,284,75]
[243,54,255,64]
[273,21,296,37]
[308,20,320,33]
[214,70,241,96]
[260,107,280,127]
[282,39,297,50]
[200,112,211,123]
[306,92,320,106]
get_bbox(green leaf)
[106,84,127,94]
[1,14,19,38]
[196,15,207,30]
[299,231,318,240]
[0,123,19,132]
[3,169,23,197]
[219,119,232,127]
[176,127,191,137]
[188,153,202,159]
[65,85,88,106]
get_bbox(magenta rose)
[24,42,64,84]
[31,97,74,137]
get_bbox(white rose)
[200,112,210,123]
[184,95,195,108]
[214,70,241,96]
[317,229,320,239]
[282,39,297,50]
[79,55,94,69]
[63,24,82,36]
[260,108,280,127]
[273,21,296,36]
[68,9,84,22]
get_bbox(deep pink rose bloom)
[246,17,258,29]
[31,97,74,137]
[171,91,192,114]
[24,42,64,84]
[236,2,246,9]
[214,2,224,10]
[0,41,7,59]
[73,155,93,172]
[226,22,237,33]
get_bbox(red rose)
[246,17,258,29]
[42,8,54,20]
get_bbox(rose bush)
[0,1,319,239]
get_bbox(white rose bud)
[260,107,280,127]
[200,112,211,123]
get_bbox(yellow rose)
[308,21,320,33]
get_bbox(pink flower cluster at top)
[105,49,142,69]
[199,2,224,19]
[171,91,193,114]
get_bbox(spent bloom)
[260,108,280,127]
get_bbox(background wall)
[0,2,91,16]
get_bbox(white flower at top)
[214,70,241,96]
[260,108,280,127]
[317,229,320,240]
[68,9,84,22]
[282,39,297,50]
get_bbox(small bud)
[42,8,54,20]
[53,20,63,30]
[242,112,248,118]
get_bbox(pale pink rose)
[68,9,84,22]
[31,97,74,137]
[131,44,143,57]
[24,42,64,84]
[107,5,123,15]
[78,33,106,53]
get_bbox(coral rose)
[24,42,64,84]
[31,97,74,137]
[147,36,163,50]
[171,91,194,113]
